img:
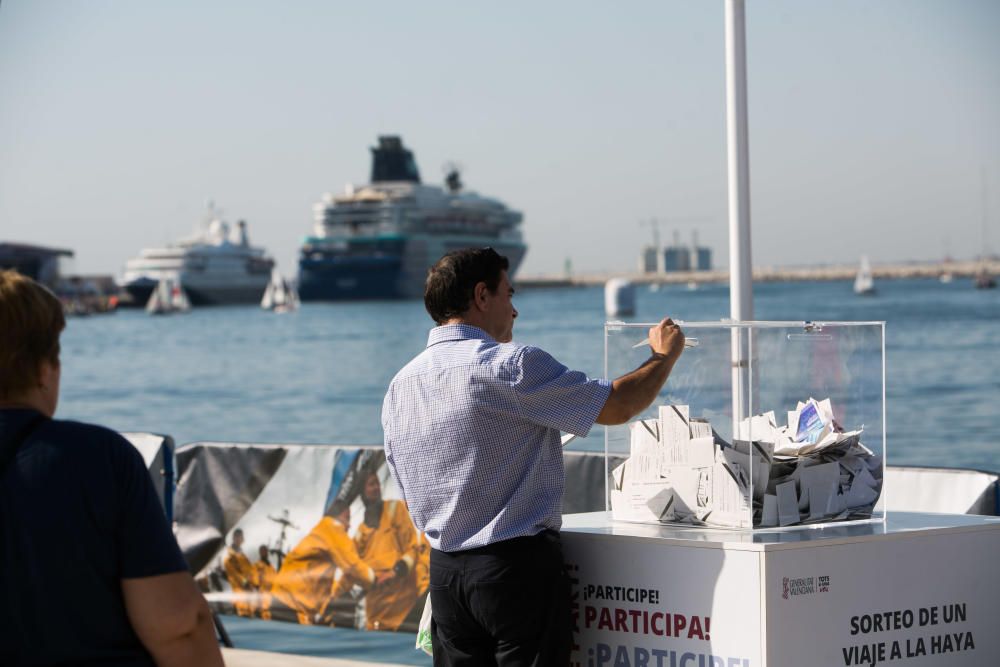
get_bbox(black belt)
[433,529,561,559]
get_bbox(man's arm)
[390,500,419,577]
[122,571,224,667]
[596,317,685,425]
[222,551,247,588]
[333,527,377,590]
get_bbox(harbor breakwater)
[517,259,1000,288]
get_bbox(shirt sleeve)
[510,345,613,437]
[113,434,189,579]
[329,524,374,588]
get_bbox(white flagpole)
[725,0,753,428]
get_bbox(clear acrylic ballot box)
[605,321,886,530]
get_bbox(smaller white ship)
[853,256,876,295]
[260,269,299,313]
[120,205,275,306]
[146,277,191,315]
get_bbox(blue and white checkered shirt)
[382,324,612,552]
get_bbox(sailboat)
[974,268,997,289]
[261,269,299,312]
[146,276,191,315]
[973,168,996,289]
[853,256,876,295]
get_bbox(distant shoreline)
[516,259,1000,288]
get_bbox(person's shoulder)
[318,517,352,542]
[388,347,434,384]
[471,338,526,363]
[316,515,343,533]
[509,343,559,368]
[42,418,135,456]
[386,498,408,515]
[28,420,143,492]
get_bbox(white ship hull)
[120,216,274,306]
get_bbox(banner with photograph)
[175,442,428,632]
[122,432,174,520]
[173,441,617,634]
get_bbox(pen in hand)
[632,337,699,349]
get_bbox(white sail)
[146,277,190,314]
[853,256,875,295]
[260,280,275,310]
[273,277,288,306]
[145,280,166,314]
[262,269,299,311]
[169,280,191,312]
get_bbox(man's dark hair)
[424,247,509,324]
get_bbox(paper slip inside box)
[738,411,778,442]
[610,482,676,523]
[659,404,691,445]
[776,480,800,527]
[689,418,713,439]
[801,462,840,520]
[659,465,709,517]
[709,460,753,528]
[612,398,881,529]
[660,436,715,472]
[629,419,660,455]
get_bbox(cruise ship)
[297,136,527,301]
[119,211,275,306]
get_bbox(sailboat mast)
[982,167,989,262]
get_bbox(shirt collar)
[427,323,496,348]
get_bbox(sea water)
[56,277,999,664]
[60,277,1000,471]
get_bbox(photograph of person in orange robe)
[222,528,256,617]
[269,499,379,625]
[354,472,427,631]
[254,545,277,620]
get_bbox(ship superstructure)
[297,136,527,300]
[120,211,274,306]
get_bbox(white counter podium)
[561,512,1000,667]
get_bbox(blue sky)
[1,0,998,277]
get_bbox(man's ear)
[37,360,53,388]
[472,281,489,311]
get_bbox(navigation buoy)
[605,278,635,317]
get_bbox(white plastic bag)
[415,595,433,656]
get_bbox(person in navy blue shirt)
[0,270,223,667]
[383,248,686,666]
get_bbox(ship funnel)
[371,135,421,184]
[232,220,249,246]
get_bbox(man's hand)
[596,314,685,426]
[647,317,685,362]
[392,559,409,577]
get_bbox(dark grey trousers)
[429,530,571,667]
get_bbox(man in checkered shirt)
[382,247,685,666]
